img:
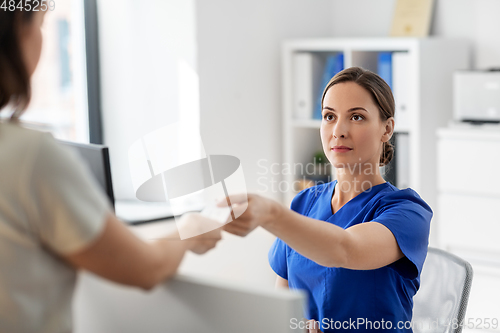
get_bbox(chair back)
[413,247,473,333]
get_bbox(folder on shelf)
[382,133,410,189]
[382,134,397,187]
[395,133,410,189]
[293,53,322,120]
[392,52,411,132]
[313,53,344,120]
[377,52,393,89]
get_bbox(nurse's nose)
[332,119,348,139]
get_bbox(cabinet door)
[438,193,500,254]
[461,263,500,333]
[438,139,500,195]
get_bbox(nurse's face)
[320,81,391,172]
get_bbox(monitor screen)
[58,140,186,224]
[59,140,115,210]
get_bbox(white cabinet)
[437,124,500,332]
[437,124,500,255]
[462,263,500,332]
[282,38,470,245]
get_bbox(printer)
[454,70,500,123]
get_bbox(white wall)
[433,0,500,69]
[97,0,197,200]
[330,0,500,69]
[330,0,395,37]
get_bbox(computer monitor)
[59,140,178,224]
[59,140,115,210]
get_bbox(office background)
[94,0,500,287]
[17,0,500,329]
[101,0,500,203]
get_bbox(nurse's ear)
[381,116,394,143]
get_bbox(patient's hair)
[321,66,395,167]
[0,10,36,118]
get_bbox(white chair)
[413,247,473,333]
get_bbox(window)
[17,0,102,144]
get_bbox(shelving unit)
[281,38,470,245]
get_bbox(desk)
[73,270,305,333]
[129,217,177,240]
[129,218,278,287]
[73,220,305,333]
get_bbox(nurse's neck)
[332,169,386,208]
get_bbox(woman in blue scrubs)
[220,67,433,332]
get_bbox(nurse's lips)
[331,145,353,152]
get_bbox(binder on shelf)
[293,53,322,120]
[395,133,410,189]
[377,52,393,89]
[382,134,397,187]
[382,133,410,189]
[313,53,344,120]
[392,52,411,132]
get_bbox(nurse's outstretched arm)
[220,194,403,270]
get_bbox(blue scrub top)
[268,180,433,332]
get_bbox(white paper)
[200,202,231,224]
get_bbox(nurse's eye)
[352,114,364,121]
[323,113,335,121]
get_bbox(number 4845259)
[447,318,499,330]
[1,0,56,11]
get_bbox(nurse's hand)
[216,193,283,237]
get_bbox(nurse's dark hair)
[0,10,36,118]
[321,66,395,167]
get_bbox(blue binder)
[313,53,344,120]
[377,52,393,89]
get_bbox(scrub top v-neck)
[328,180,389,220]
[268,180,433,332]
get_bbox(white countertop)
[128,218,177,240]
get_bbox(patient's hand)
[177,213,222,254]
[188,228,221,254]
